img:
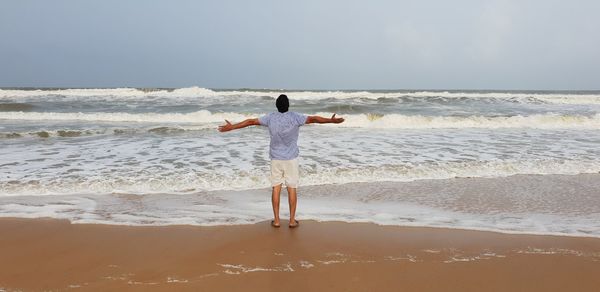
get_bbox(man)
[218,94,345,228]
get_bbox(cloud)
[383,20,443,66]
[467,0,518,64]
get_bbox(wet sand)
[0,218,599,291]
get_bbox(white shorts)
[270,159,299,188]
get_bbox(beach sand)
[1,218,599,291]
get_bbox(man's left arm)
[306,114,344,124]
[218,118,261,132]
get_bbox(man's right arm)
[306,114,345,124]
[218,118,261,132]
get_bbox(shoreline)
[2,173,599,238]
[1,218,599,291]
[2,215,599,240]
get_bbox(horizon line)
[1,86,599,92]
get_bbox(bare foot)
[271,220,280,228]
[289,219,299,228]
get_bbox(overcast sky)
[1,0,599,90]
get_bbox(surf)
[2,87,600,105]
[2,111,600,130]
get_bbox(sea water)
[0,88,599,236]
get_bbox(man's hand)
[331,113,344,124]
[218,120,234,132]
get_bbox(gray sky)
[1,0,599,90]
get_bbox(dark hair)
[276,94,289,113]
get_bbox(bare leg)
[287,186,298,226]
[271,184,282,226]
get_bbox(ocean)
[0,87,599,236]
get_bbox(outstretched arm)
[306,114,345,124]
[218,118,260,132]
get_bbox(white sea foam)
[1,175,598,238]
[1,87,599,238]
[1,159,599,197]
[0,126,213,139]
[0,87,215,98]
[2,87,600,104]
[0,110,248,124]
[2,118,599,197]
[331,112,600,129]
[2,111,600,129]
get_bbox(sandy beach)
[1,218,599,291]
[3,0,600,291]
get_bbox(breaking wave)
[1,159,599,196]
[1,87,600,104]
[0,126,214,139]
[2,111,600,130]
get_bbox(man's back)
[259,111,307,160]
[217,94,344,228]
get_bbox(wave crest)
[2,87,600,104]
[1,159,598,196]
[2,111,600,130]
